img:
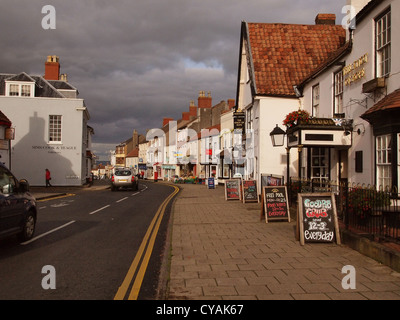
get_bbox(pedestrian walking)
[45,168,52,187]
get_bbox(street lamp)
[270,124,286,147]
[270,124,292,204]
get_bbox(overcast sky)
[0,0,345,160]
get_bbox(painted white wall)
[300,0,400,186]
[253,96,299,187]
[0,96,88,185]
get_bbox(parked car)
[0,163,37,242]
[111,168,139,191]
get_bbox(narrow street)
[0,180,177,300]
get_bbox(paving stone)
[167,184,400,300]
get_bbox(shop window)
[398,134,400,190]
[376,134,392,189]
[310,147,329,186]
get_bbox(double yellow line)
[114,185,179,300]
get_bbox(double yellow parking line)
[114,185,179,300]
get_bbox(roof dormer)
[5,72,35,97]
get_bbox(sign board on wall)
[297,193,340,246]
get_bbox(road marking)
[131,192,140,196]
[21,220,76,245]
[37,193,76,202]
[89,205,110,215]
[116,197,129,203]
[114,185,179,300]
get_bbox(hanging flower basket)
[283,110,310,128]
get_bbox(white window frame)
[398,134,400,191]
[312,84,320,117]
[49,115,62,143]
[334,70,344,115]
[310,147,329,187]
[376,134,392,189]
[376,9,391,77]
[5,81,34,97]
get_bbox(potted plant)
[283,110,310,128]
[345,187,390,225]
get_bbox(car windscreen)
[115,170,131,176]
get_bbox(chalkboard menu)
[207,177,215,189]
[263,186,290,223]
[242,180,258,203]
[224,179,240,200]
[297,193,341,246]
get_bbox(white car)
[111,168,139,191]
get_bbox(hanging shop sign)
[233,112,245,130]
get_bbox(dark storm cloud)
[0,0,344,159]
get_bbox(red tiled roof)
[126,147,139,158]
[361,88,400,120]
[246,21,346,97]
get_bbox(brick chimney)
[198,91,212,108]
[315,14,336,25]
[181,112,190,121]
[44,55,60,80]
[189,100,197,117]
[227,99,235,110]
[163,117,174,127]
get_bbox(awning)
[361,88,400,135]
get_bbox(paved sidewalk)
[167,183,400,300]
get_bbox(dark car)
[0,163,37,242]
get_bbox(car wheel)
[18,211,36,242]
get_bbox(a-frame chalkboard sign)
[262,186,290,223]
[297,193,341,246]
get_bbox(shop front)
[286,118,352,186]
[361,89,400,190]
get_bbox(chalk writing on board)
[303,197,334,241]
[225,180,240,200]
[297,193,340,245]
[242,180,258,203]
[263,186,290,222]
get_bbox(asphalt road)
[0,180,177,300]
